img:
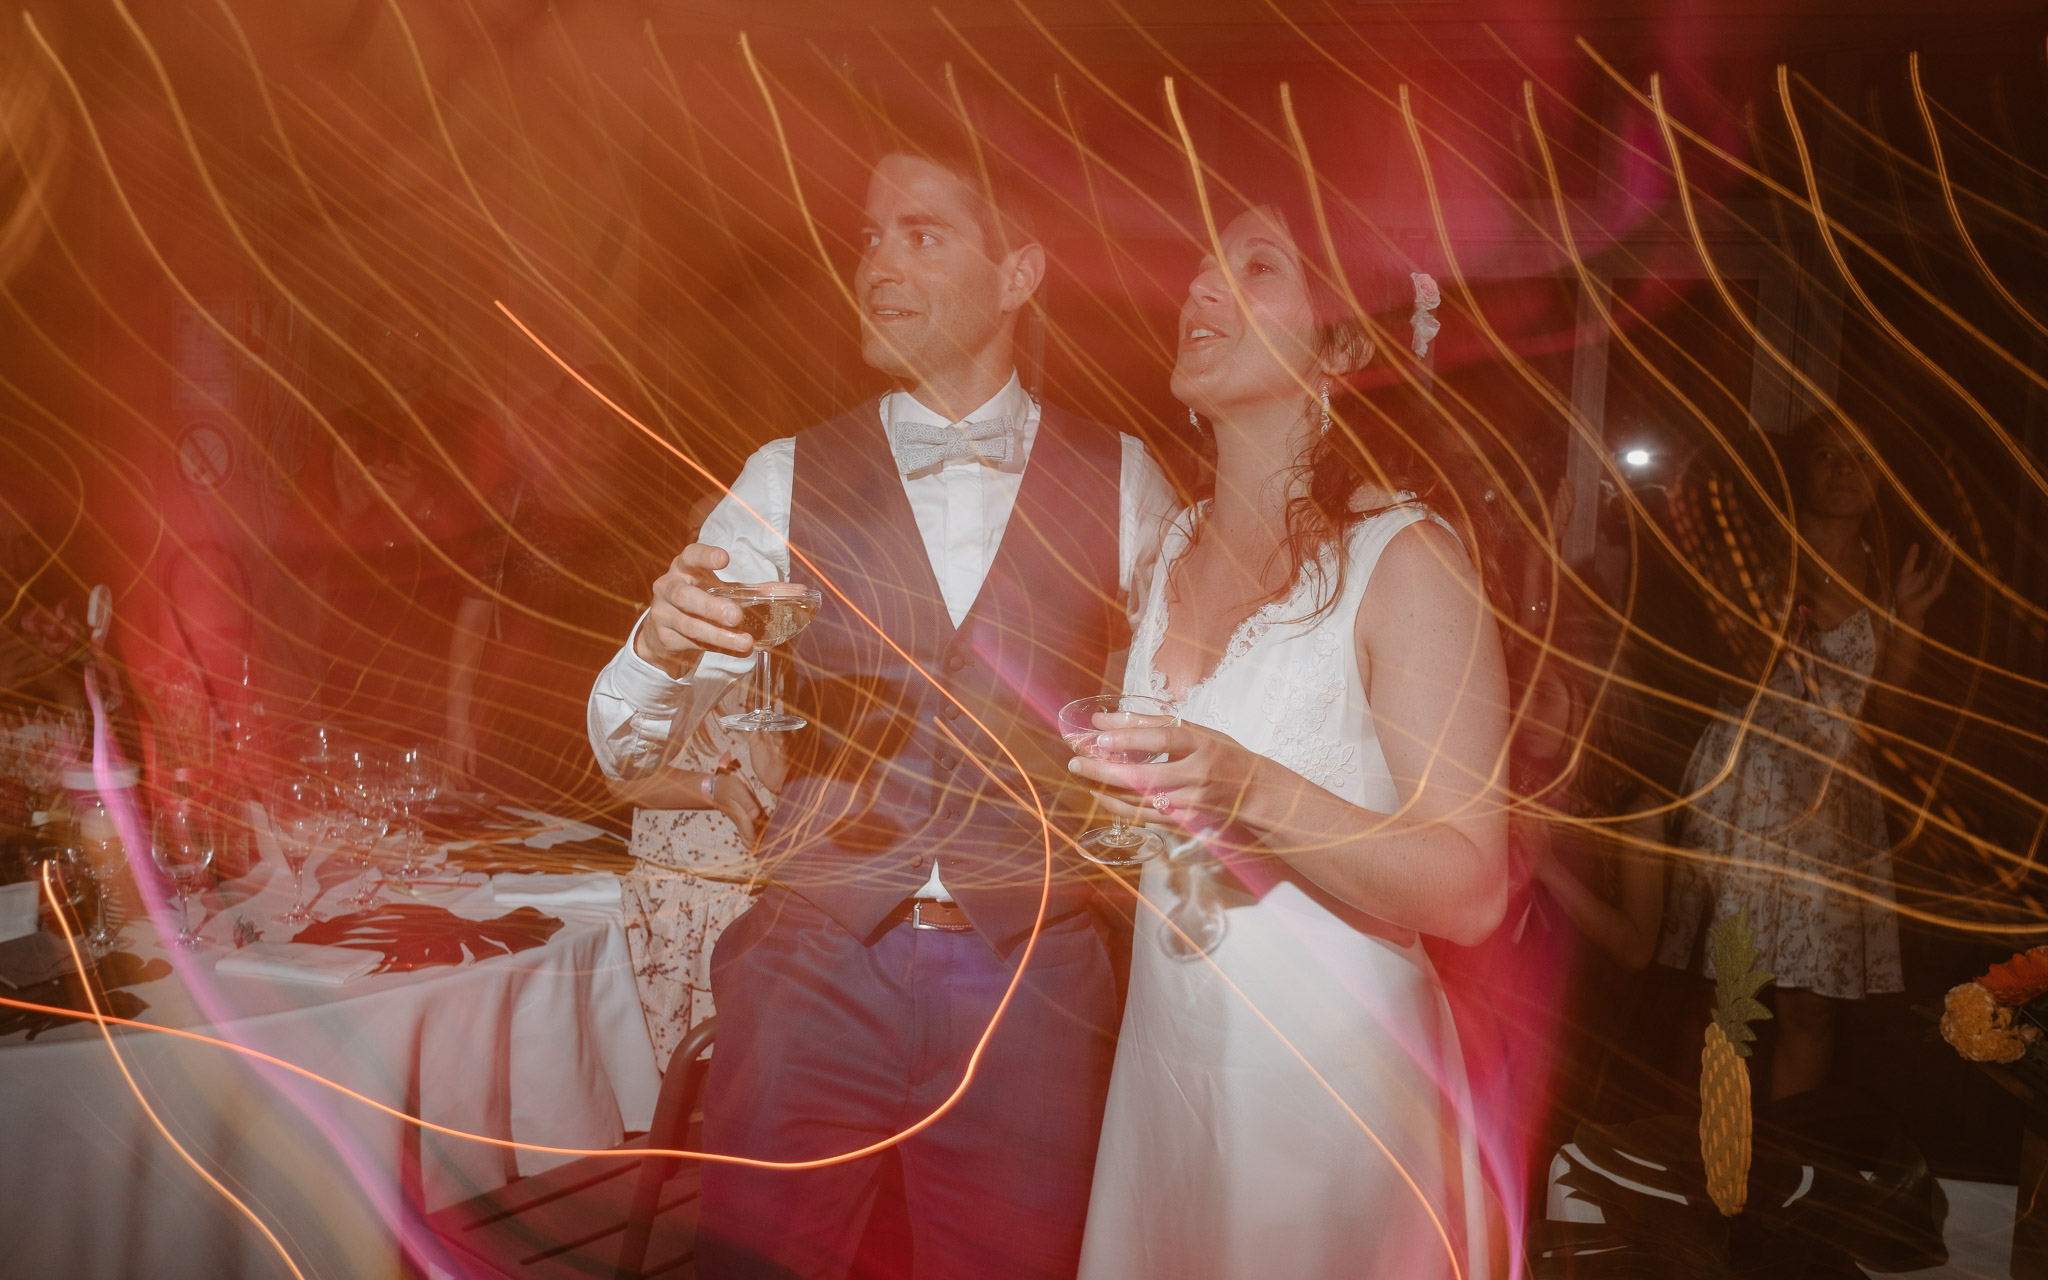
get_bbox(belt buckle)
[911,901,973,933]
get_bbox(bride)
[1071,196,1511,1278]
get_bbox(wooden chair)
[429,1018,716,1279]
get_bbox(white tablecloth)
[0,817,659,1279]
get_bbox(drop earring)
[1318,385,1332,437]
[1188,407,1200,430]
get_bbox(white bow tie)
[891,417,1017,475]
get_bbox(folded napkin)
[498,808,610,850]
[489,872,619,910]
[0,881,39,943]
[0,930,76,989]
[214,941,381,987]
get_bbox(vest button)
[940,703,962,721]
[938,804,962,821]
[944,653,968,674]
[935,751,958,771]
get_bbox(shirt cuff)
[612,611,693,704]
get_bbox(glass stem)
[89,882,108,947]
[754,648,771,716]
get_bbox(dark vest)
[754,398,1124,954]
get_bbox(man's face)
[856,154,1020,389]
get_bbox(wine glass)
[1058,694,1181,866]
[263,775,334,926]
[150,802,216,949]
[711,582,823,732]
[335,748,391,910]
[51,839,105,957]
[387,747,441,882]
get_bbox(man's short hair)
[875,126,1040,259]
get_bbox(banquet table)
[0,804,660,1280]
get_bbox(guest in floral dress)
[610,678,780,1068]
[1658,413,1951,1100]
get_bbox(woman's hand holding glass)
[1058,696,1180,866]
[1065,715,1268,837]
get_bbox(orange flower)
[1942,982,2038,1064]
[1980,946,2048,1006]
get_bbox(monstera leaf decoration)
[293,903,562,973]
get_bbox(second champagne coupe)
[1058,694,1180,866]
[711,582,823,732]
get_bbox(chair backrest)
[614,1016,716,1280]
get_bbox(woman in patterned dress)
[1657,414,1951,1100]
[609,680,778,1067]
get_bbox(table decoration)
[1537,915,1945,1276]
[1932,943,2048,1278]
[292,902,563,973]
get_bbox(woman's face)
[1801,427,1877,520]
[1170,208,1326,421]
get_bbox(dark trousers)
[696,890,1119,1280]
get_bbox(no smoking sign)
[175,420,235,491]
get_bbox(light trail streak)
[5,7,2046,1270]
[37,860,309,1280]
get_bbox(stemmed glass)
[387,747,441,882]
[263,775,335,926]
[1058,694,1181,866]
[335,748,391,910]
[52,839,107,957]
[709,582,823,732]
[150,801,216,949]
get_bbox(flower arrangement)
[1939,946,2048,1065]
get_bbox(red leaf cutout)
[292,903,563,974]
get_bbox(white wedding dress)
[1078,502,1495,1280]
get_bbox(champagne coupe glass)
[263,775,333,926]
[1058,694,1181,866]
[711,582,823,732]
[336,748,391,910]
[150,801,217,949]
[387,747,441,882]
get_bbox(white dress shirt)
[588,373,1179,897]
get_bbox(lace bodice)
[1126,502,1440,811]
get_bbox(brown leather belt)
[886,898,975,933]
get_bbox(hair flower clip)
[1409,272,1442,360]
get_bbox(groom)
[588,141,1175,1277]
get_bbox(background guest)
[294,401,496,757]
[1657,412,1952,1101]
[466,366,674,816]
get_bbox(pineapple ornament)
[1699,910,1773,1216]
